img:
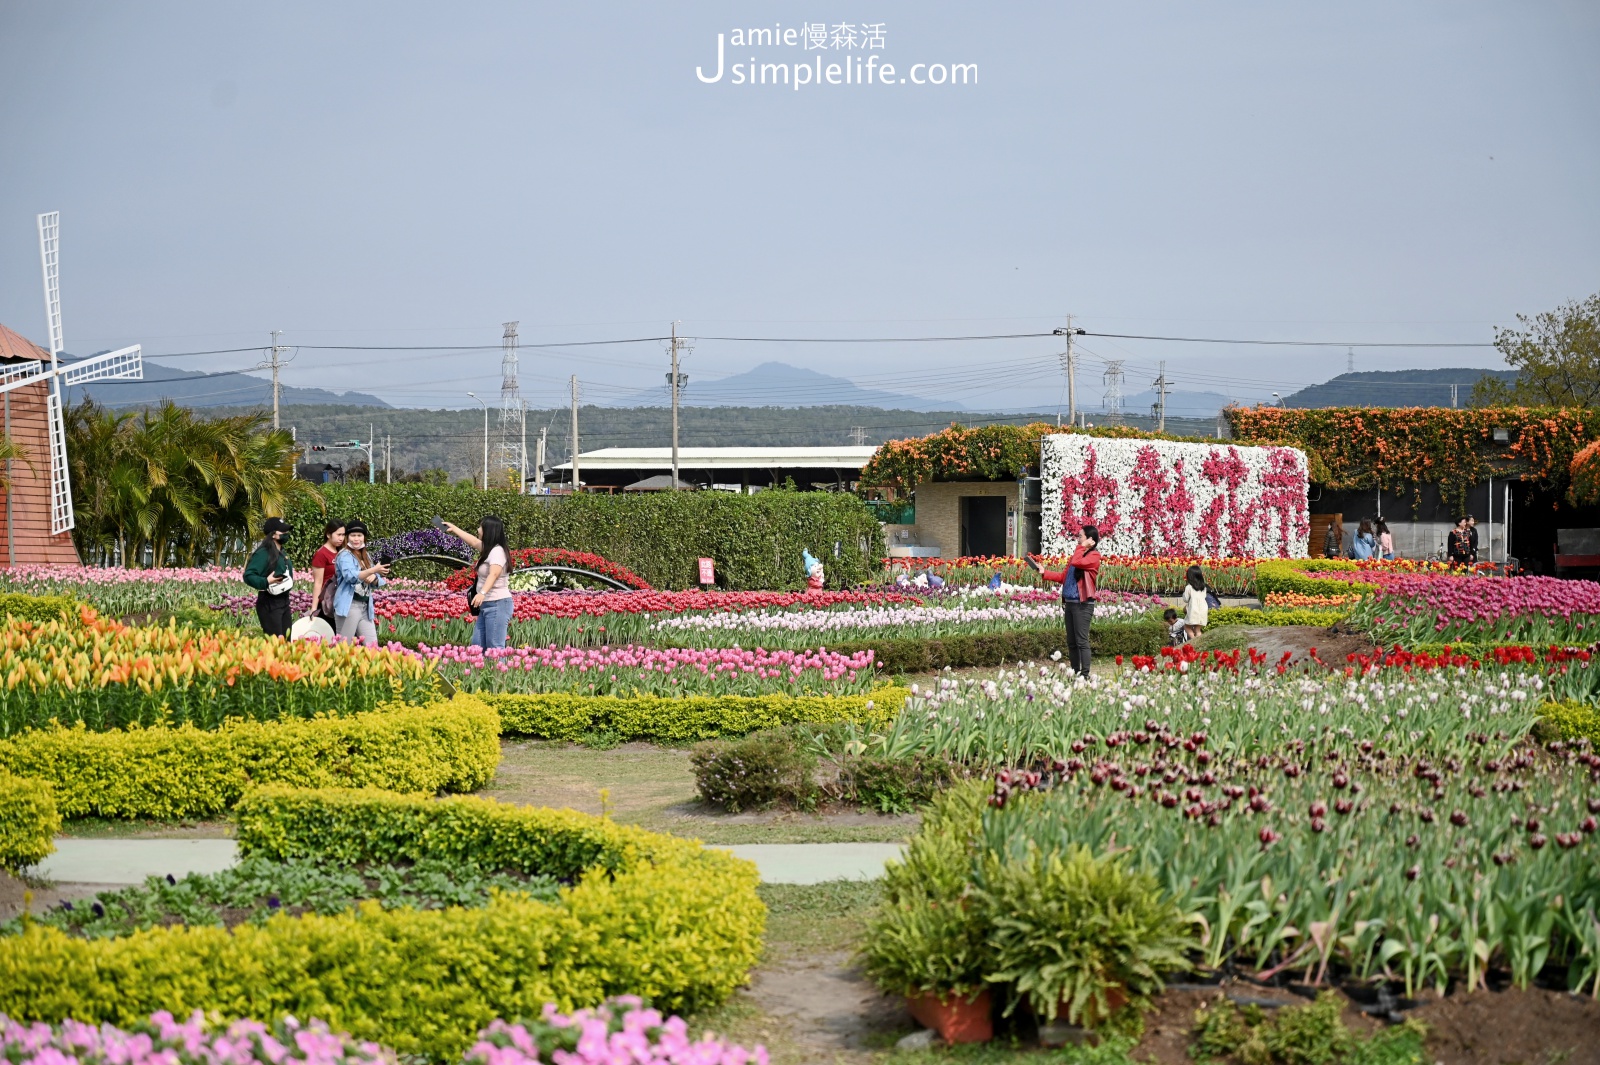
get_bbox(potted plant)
[974,844,1197,1030]
[860,787,995,1043]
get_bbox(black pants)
[256,590,292,638]
[1063,600,1095,677]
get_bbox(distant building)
[550,446,879,493]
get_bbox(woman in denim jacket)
[334,520,389,644]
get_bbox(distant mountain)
[1282,368,1517,409]
[609,361,964,412]
[70,358,392,409]
[1118,389,1233,420]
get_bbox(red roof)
[0,323,48,361]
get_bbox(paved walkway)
[34,838,904,886]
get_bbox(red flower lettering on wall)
[1059,444,1122,540]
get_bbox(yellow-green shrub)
[0,771,59,871]
[0,788,765,1060]
[1253,559,1373,599]
[1539,701,1600,746]
[0,593,81,622]
[485,687,906,743]
[1208,606,1348,627]
[0,696,500,820]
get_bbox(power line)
[1082,331,1493,348]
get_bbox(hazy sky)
[1,1,1597,413]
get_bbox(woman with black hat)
[333,520,389,644]
[243,516,295,638]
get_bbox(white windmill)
[0,212,143,534]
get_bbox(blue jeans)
[472,596,513,650]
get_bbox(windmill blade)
[0,360,50,394]
[45,383,75,535]
[59,344,142,387]
[37,212,63,357]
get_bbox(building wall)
[0,379,81,565]
[909,481,1020,558]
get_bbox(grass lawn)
[482,739,921,844]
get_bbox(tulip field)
[407,643,880,696]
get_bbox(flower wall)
[1041,435,1310,558]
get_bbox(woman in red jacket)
[1027,525,1102,678]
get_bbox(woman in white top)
[1181,564,1210,641]
[443,515,514,650]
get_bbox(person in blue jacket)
[334,520,389,644]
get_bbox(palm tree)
[0,435,33,494]
[65,399,322,567]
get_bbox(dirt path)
[1199,624,1381,666]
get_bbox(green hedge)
[0,696,500,820]
[1254,559,1372,598]
[0,593,81,622]
[1537,701,1600,746]
[1207,606,1348,627]
[285,484,885,591]
[486,688,904,743]
[829,620,1167,673]
[0,771,59,871]
[0,787,765,1060]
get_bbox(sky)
[1,1,1597,414]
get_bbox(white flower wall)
[1040,435,1310,558]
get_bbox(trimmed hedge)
[0,695,500,820]
[1254,559,1372,599]
[0,771,59,871]
[1538,701,1600,746]
[0,787,765,1060]
[0,593,81,622]
[487,688,905,743]
[285,484,885,591]
[830,620,1167,673]
[1207,606,1349,627]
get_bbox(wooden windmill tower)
[0,212,143,565]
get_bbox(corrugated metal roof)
[552,445,879,471]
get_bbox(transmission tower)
[1101,360,1125,424]
[1347,347,1355,374]
[495,322,524,486]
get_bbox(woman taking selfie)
[441,515,513,649]
[307,519,346,625]
[242,517,294,637]
[333,520,389,645]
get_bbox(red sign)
[697,557,715,585]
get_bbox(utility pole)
[467,393,489,489]
[1053,317,1085,425]
[1451,383,1459,409]
[519,399,528,494]
[385,434,391,483]
[368,423,375,484]
[667,322,688,490]
[1152,361,1171,433]
[269,330,284,429]
[1347,347,1355,374]
[569,376,580,493]
[535,426,547,492]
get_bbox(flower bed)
[0,1003,767,1065]
[1041,436,1310,558]
[1346,573,1600,646]
[489,687,904,743]
[0,612,437,737]
[981,730,1600,996]
[0,787,766,1059]
[0,695,500,820]
[411,643,879,697]
[647,591,1157,649]
[0,566,438,617]
[440,547,652,591]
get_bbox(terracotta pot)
[906,989,993,1044]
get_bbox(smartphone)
[378,553,394,566]
[430,515,444,530]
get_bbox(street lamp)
[1271,393,1282,407]
[467,392,489,490]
